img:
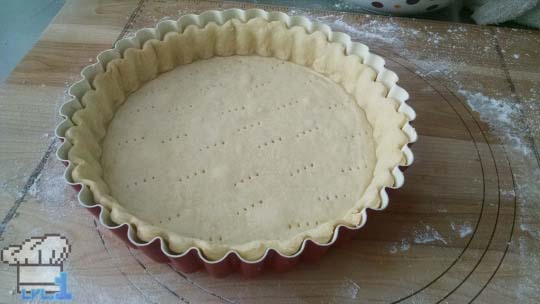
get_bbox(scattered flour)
[389,238,411,254]
[450,222,473,238]
[411,59,456,78]
[333,2,359,11]
[520,223,540,240]
[400,239,411,251]
[517,236,540,302]
[309,15,423,47]
[427,32,442,45]
[414,224,447,245]
[22,141,76,222]
[458,89,532,156]
[337,278,360,300]
[500,189,516,198]
[27,173,41,197]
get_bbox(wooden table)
[1,1,539,303]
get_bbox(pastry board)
[0,0,539,303]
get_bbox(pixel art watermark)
[1,234,72,301]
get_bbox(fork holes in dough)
[101,56,376,247]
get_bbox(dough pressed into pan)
[66,17,409,260]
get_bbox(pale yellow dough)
[66,17,409,261]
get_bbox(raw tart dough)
[66,17,409,261]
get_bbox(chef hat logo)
[1,234,71,265]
